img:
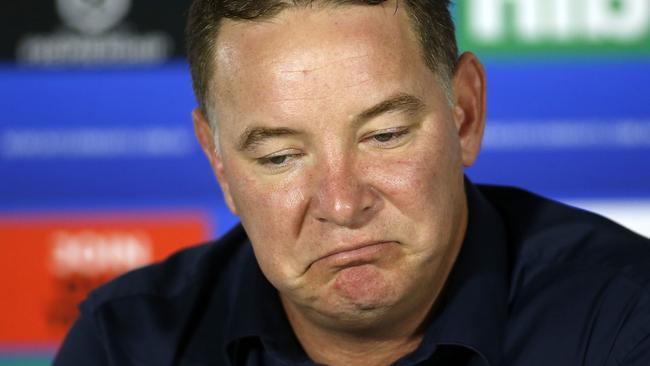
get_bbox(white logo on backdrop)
[468,0,650,43]
[16,0,172,64]
[56,0,132,36]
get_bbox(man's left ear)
[451,52,487,167]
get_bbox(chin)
[316,267,401,320]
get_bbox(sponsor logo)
[458,0,650,54]
[56,0,132,36]
[16,0,173,64]
[50,230,152,276]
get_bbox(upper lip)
[320,240,389,260]
[306,240,394,270]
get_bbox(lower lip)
[321,242,395,268]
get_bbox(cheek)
[377,162,441,227]
[227,172,310,288]
[367,146,456,207]
[231,172,307,238]
[363,130,465,243]
[265,182,309,237]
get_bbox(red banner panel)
[0,212,211,344]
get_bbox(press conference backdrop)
[0,1,649,364]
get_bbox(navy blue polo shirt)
[53,181,650,365]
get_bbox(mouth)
[314,241,397,270]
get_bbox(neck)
[280,263,450,366]
[282,296,429,366]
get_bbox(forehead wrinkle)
[270,95,333,103]
[264,52,392,104]
[276,53,370,74]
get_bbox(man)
[54,1,650,365]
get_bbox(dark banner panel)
[0,0,188,64]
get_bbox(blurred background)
[0,0,648,364]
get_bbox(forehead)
[211,4,434,125]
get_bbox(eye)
[365,127,411,147]
[256,151,303,169]
[258,154,290,166]
[373,132,397,142]
[267,155,288,165]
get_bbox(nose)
[310,157,380,228]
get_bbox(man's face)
[197,3,484,328]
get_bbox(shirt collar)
[200,178,510,366]
[416,179,510,366]
[178,226,310,365]
[224,247,310,364]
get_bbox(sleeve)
[52,304,110,366]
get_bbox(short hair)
[186,0,458,124]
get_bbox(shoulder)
[478,184,650,365]
[86,223,250,309]
[477,184,650,282]
[72,224,252,363]
[477,182,650,289]
[480,186,650,268]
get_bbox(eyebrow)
[353,93,426,126]
[237,127,301,152]
[236,93,425,152]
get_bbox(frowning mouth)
[314,241,397,269]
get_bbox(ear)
[192,108,238,215]
[451,52,487,167]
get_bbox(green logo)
[456,0,650,56]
